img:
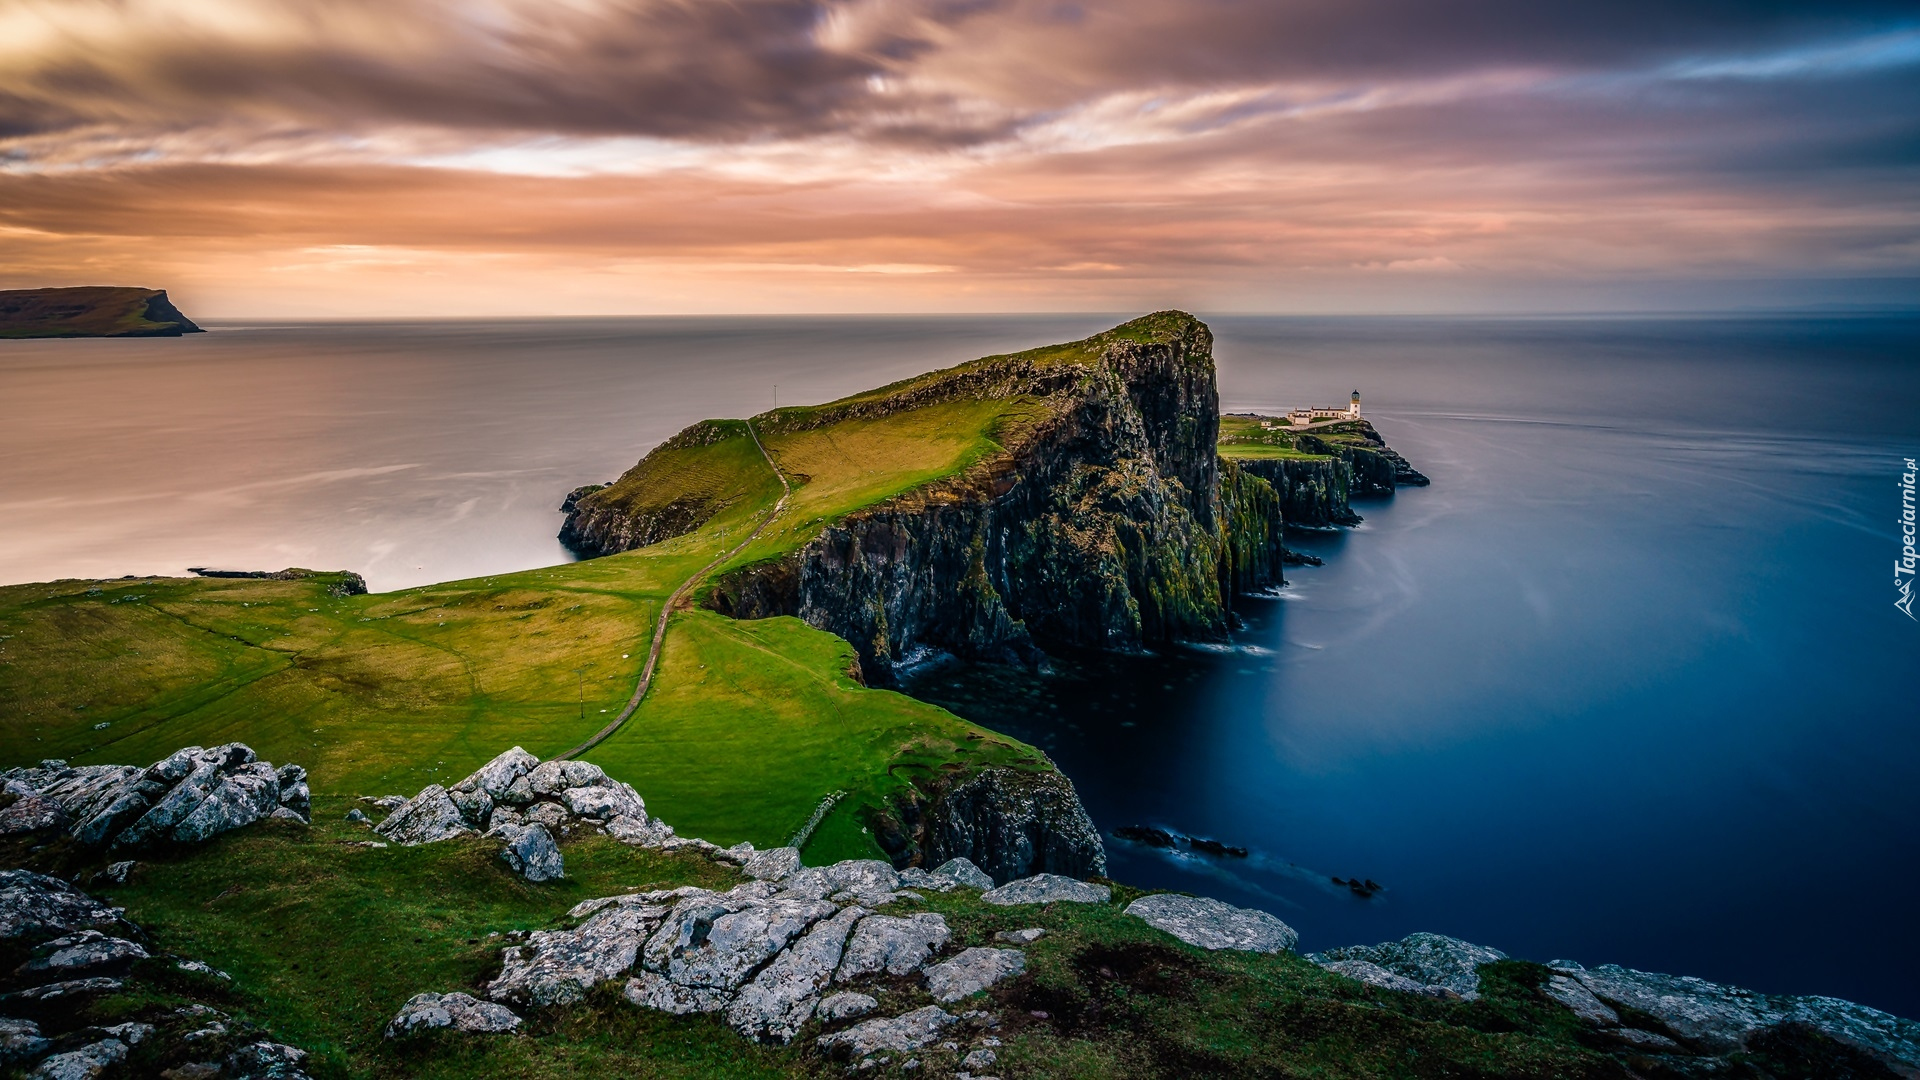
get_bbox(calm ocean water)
[3,314,1916,1015]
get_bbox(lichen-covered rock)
[623,970,730,1015]
[816,1005,959,1061]
[930,857,995,890]
[457,747,539,800]
[1308,933,1507,1000]
[821,860,901,904]
[835,913,950,982]
[726,904,867,1042]
[489,903,671,1006]
[923,947,1025,1003]
[816,991,878,1023]
[28,1038,125,1080]
[224,1040,311,1079]
[0,871,124,942]
[994,928,1046,946]
[374,785,470,846]
[497,824,564,882]
[559,784,645,822]
[0,1017,49,1065]
[644,894,837,992]
[1,744,309,852]
[1,978,123,1004]
[1319,959,1456,998]
[1122,894,1297,953]
[742,847,803,881]
[18,930,148,976]
[1544,973,1619,1025]
[980,873,1110,906]
[385,991,522,1037]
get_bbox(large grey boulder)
[375,785,470,846]
[385,991,522,1037]
[497,824,564,882]
[457,747,539,800]
[980,873,1110,906]
[624,971,730,1015]
[489,902,672,1006]
[930,857,995,890]
[834,913,950,982]
[0,1018,49,1066]
[1319,959,1456,998]
[0,871,124,942]
[1308,933,1507,1000]
[28,1038,125,1080]
[726,904,868,1042]
[560,784,645,822]
[18,930,148,976]
[742,846,803,881]
[1123,894,1297,953]
[816,1005,959,1061]
[923,946,1025,1004]
[644,894,837,992]
[2,744,309,852]
[1543,974,1619,1025]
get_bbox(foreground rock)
[980,873,1110,906]
[1,745,309,850]
[0,870,315,1079]
[1308,933,1506,1000]
[1311,932,1920,1075]
[374,747,696,879]
[385,992,522,1037]
[923,947,1026,1003]
[816,1005,958,1060]
[1123,893,1297,953]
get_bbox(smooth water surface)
[3,314,1916,1015]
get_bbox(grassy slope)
[1216,414,1335,460]
[0,286,193,338]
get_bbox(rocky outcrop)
[1122,893,1298,953]
[877,767,1106,886]
[1310,933,1920,1075]
[384,992,521,1037]
[923,947,1026,1003]
[0,871,313,1079]
[980,873,1110,906]
[1,746,309,851]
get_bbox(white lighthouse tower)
[1348,389,1361,418]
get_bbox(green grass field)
[1216,415,1333,460]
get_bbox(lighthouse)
[1348,389,1361,418]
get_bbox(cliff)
[0,286,204,338]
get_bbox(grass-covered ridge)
[0,285,204,337]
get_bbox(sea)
[3,313,1916,1017]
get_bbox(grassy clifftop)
[0,286,204,337]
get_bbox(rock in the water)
[835,913,950,981]
[28,1038,126,1080]
[816,1005,958,1060]
[1308,933,1508,1000]
[726,904,867,1042]
[18,930,148,975]
[385,991,522,1036]
[1544,973,1619,1025]
[817,991,878,1023]
[931,857,995,890]
[1123,893,1296,953]
[0,1017,49,1065]
[923,947,1025,1004]
[1318,959,1456,998]
[374,785,470,846]
[0,871,124,942]
[497,824,564,882]
[980,874,1110,906]
[742,846,803,882]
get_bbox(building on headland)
[1284,390,1361,426]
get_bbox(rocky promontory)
[0,287,204,338]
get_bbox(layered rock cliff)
[700,313,1277,679]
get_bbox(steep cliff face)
[560,420,764,558]
[707,313,1268,680]
[1236,457,1362,528]
[871,767,1107,883]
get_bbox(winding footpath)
[557,421,792,760]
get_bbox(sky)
[2,0,1917,315]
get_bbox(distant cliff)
[0,286,204,338]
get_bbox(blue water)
[907,315,1920,1018]
[4,313,1916,1016]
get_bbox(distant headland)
[0,286,204,338]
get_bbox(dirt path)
[557,422,792,760]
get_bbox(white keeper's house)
[1286,390,1362,426]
